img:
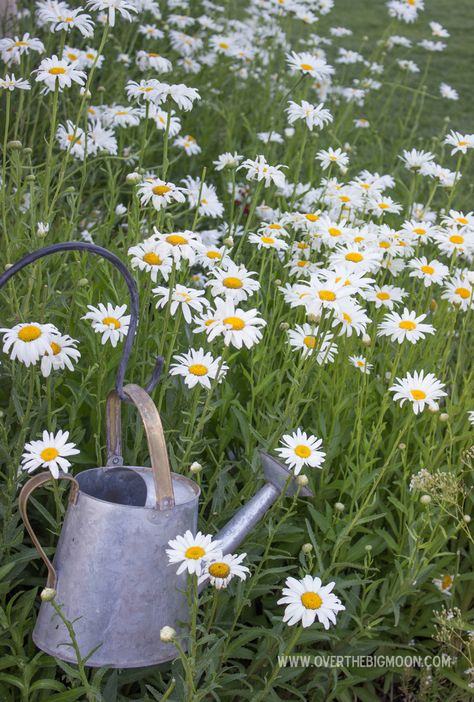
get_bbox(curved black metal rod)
[0,242,163,398]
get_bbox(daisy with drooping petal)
[169,348,228,389]
[21,430,80,479]
[286,51,334,80]
[199,552,250,589]
[201,298,266,349]
[213,151,243,171]
[433,574,454,595]
[277,575,345,629]
[316,147,349,172]
[288,324,338,364]
[207,263,260,303]
[128,239,173,282]
[408,257,449,287]
[441,274,473,310]
[349,355,373,374]
[378,308,435,344]
[86,0,137,27]
[239,155,286,188]
[34,55,86,93]
[276,429,325,475]
[0,74,31,91]
[151,228,205,266]
[286,100,333,131]
[82,303,130,347]
[137,177,187,211]
[153,284,208,324]
[444,130,474,156]
[40,333,81,378]
[389,370,447,414]
[1,322,58,367]
[166,530,222,576]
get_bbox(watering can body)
[33,466,199,668]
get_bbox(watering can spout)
[214,451,313,556]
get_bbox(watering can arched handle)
[106,383,175,510]
[18,472,79,589]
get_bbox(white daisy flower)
[286,100,333,131]
[287,324,338,364]
[408,257,449,287]
[389,370,447,414]
[34,55,86,93]
[82,303,130,347]
[364,284,407,310]
[166,530,222,576]
[40,333,81,378]
[200,298,266,349]
[248,232,289,251]
[213,151,243,171]
[21,430,80,479]
[1,322,58,367]
[128,239,173,282]
[276,429,325,475]
[316,147,349,172]
[198,552,250,589]
[151,228,205,266]
[286,51,334,80]
[377,308,435,344]
[277,575,345,629]
[207,263,260,303]
[169,348,228,389]
[153,284,208,324]
[349,355,372,374]
[433,575,454,595]
[441,274,473,310]
[86,0,137,27]
[136,177,186,211]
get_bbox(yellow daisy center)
[449,234,464,245]
[328,227,341,237]
[303,335,316,348]
[49,67,66,75]
[413,228,426,235]
[421,265,434,275]
[50,342,61,355]
[40,447,59,462]
[185,546,205,560]
[376,291,390,300]
[297,260,309,267]
[300,63,314,71]
[301,591,322,609]
[18,325,41,342]
[223,316,245,330]
[219,42,229,49]
[207,250,222,259]
[208,562,231,578]
[455,287,470,299]
[343,312,352,323]
[456,217,468,225]
[399,320,416,330]
[261,236,275,244]
[339,195,350,203]
[166,234,187,246]
[143,252,162,265]
[153,185,171,196]
[268,223,281,229]
[223,277,243,289]
[188,363,208,376]
[410,389,426,400]
[379,241,391,249]
[305,213,319,222]
[319,290,336,301]
[295,444,311,458]
[441,575,453,589]
[345,252,363,263]
[103,316,120,329]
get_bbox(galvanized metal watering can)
[0,242,313,669]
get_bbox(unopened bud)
[223,236,234,247]
[301,543,313,554]
[463,514,471,523]
[420,494,431,505]
[439,412,449,422]
[430,299,438,312]
[97,85,106,93]
[279,322,290,331]
[428,402,439,414]
[7,140,22,150]
[23,147,33,155]
[78,278,89,286]
[307,312,320,323]
[41,587,56,602]
[25,174,35,183]
[160,626,176,643]
[190,461,202,473]
[126,172,142,184]
[80,87,92,99]
[365,544,372,551]
[274,278,281,285]
[362,333,371,346]
[4,263,13,270]
[398,442,406,450]
[334,502,345,512]
[296,474,309,487]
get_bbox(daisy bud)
[7,140,22,150]
[420,495,431,505]
[279,322,289,331]
[274,279,282,285]
[365,544,372,551]
[430,299,438,312]
[78,278,89,286]
[362,333,371,346]
[80,88,92,99]
[160,626,176,643]
[190,461,202,473]
[23,147,33,155]
[439,413,449,422]
[223,236,234,247]
[301,543,313,554]
[36,222,49,237]
[334,502,345,512]
[126,172,142,184]
[41,587,56,602]
[307,312,321,324]
[398,443,406,450]
[385,371,392,380]
[463,514,471,523]
[97,86,106,93]
[25,174,36,183]
[4,263,13,271]
[296,474,309,487]
[428,402,440,414]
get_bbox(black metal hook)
[0,242,163,398]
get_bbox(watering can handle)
[18,472,79,590]
[106,383,175,510]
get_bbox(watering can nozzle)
[212,451,313,558]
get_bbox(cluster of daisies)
[166,529,345,629]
